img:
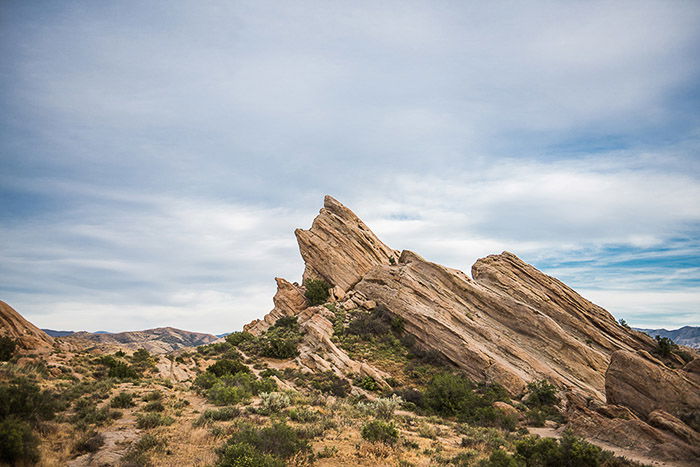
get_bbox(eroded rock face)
[605,350,700,419]
[244,278,307,336]
[295,195,399,292]
[356,250,611,398]
[472,252,655,355]
[0,300,54,352]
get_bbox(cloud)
[1,1,699,331]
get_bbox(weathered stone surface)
[244,278,307,336]
[0,300,53,352]
[355,250,610,398]
[566,404,700,464]
[647,410,700,446]
[605,350,700,419]
[295,306,390,390]
[472,252,656,355]
[295,195,399,292]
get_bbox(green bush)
[288,407,320,423]
[121,433,164,466]
[226,332,256,347]
[216,441,283,467]
[0,336,18,361]
[110,392,135,408]
[361,420,399,445]
[305,371,351,397]
[207,383,251,406]
[524,380,558,408]
[654,335,677,358]
[347,313,391,337]
[424,372,476,416]
[132,348,152,362]
[479,449,524,467]
[194,407,241,427]
[304,279,330,306]
[0,417,40,465]
[0,378,59,425]
[142,391,163,402]
[228,423,310,459]
[143,401,165,412]
[136,413,174,429]
[258,317,302,359]
[515,431,606,466]
[354,375,380,392]
[207,359,251,377]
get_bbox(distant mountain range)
[635,326,700,349]
[42,327,219,353]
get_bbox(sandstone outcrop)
[244,278,307,336]
[295,195,399,292]
[605,350,700,419]
[0,300,54,352]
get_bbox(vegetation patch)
[361,420,399,445]
[304,279,331,306]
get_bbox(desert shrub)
[143,401,165,412]
[306,371,351,397]
[361,420,399,445]
[524,380,559,408]
[424,372,476,416]
[257,318,302,359]
[142,391,163,402]
[0,336,18,361]
[132,348,151,362]
[0,417,40,465]
[71,399,116,428]
[515,431,606,466]
[207,383,251,406]
[470,406,517,431]
[228,423,310,459]
[207,359,250,377]
[259,392,291,412]
[226,332,256,347]
[288,407,320,423]
[73,430,105,455]
[110,392,135,408]
[618,318,630,329]
[347,313,391,337]
[216,441,283,467]
[0,378,59,425]
[136,413,174,429]
[479,449,523,467]
[354,375,380,391]
[361,394,403,420]
[393,388,424,407]
[204,372,277,406]
[304,279,331,306]
[194,407,241,427]
[654,335,677,358]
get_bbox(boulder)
[605,350,700,419]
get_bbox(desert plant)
[524,380,558,407]
[194,407,241,427]
[259,392,291,412]
[216,441,283,467]
[360,394,403,420]
[227,422,310,459]
[0,336,18,361]
[143,401,165,412]
[207,359,250,377]
[110,392,135,408]
[0,417,40,465]
[361,420,399,444]
[654,335,677,358]
[136,413,174,429]
[304,279,330,306]
[73,430,105,455]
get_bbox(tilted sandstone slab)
[244,278,307,336]
[295,195,399,292]
[472,252,656,355]
[0,300,54,352]
[295,306,390,388]
[605,350,700,419]
[355,250,609,398]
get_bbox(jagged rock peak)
[0,300,54,352]
[295,195,399,292]
[244,278,307,336]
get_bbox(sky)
[1,1,699,334]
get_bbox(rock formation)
[246,196,700,462]
[62,327,218,353]
[0,300,54,352]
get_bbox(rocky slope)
[246,195,700,464]
[0,300,54,352]
[61,327,218,353]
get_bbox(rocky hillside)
[637,326,700,349]
[60,327,219,353]
[245,195,700,464]
[0,300,54,352]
